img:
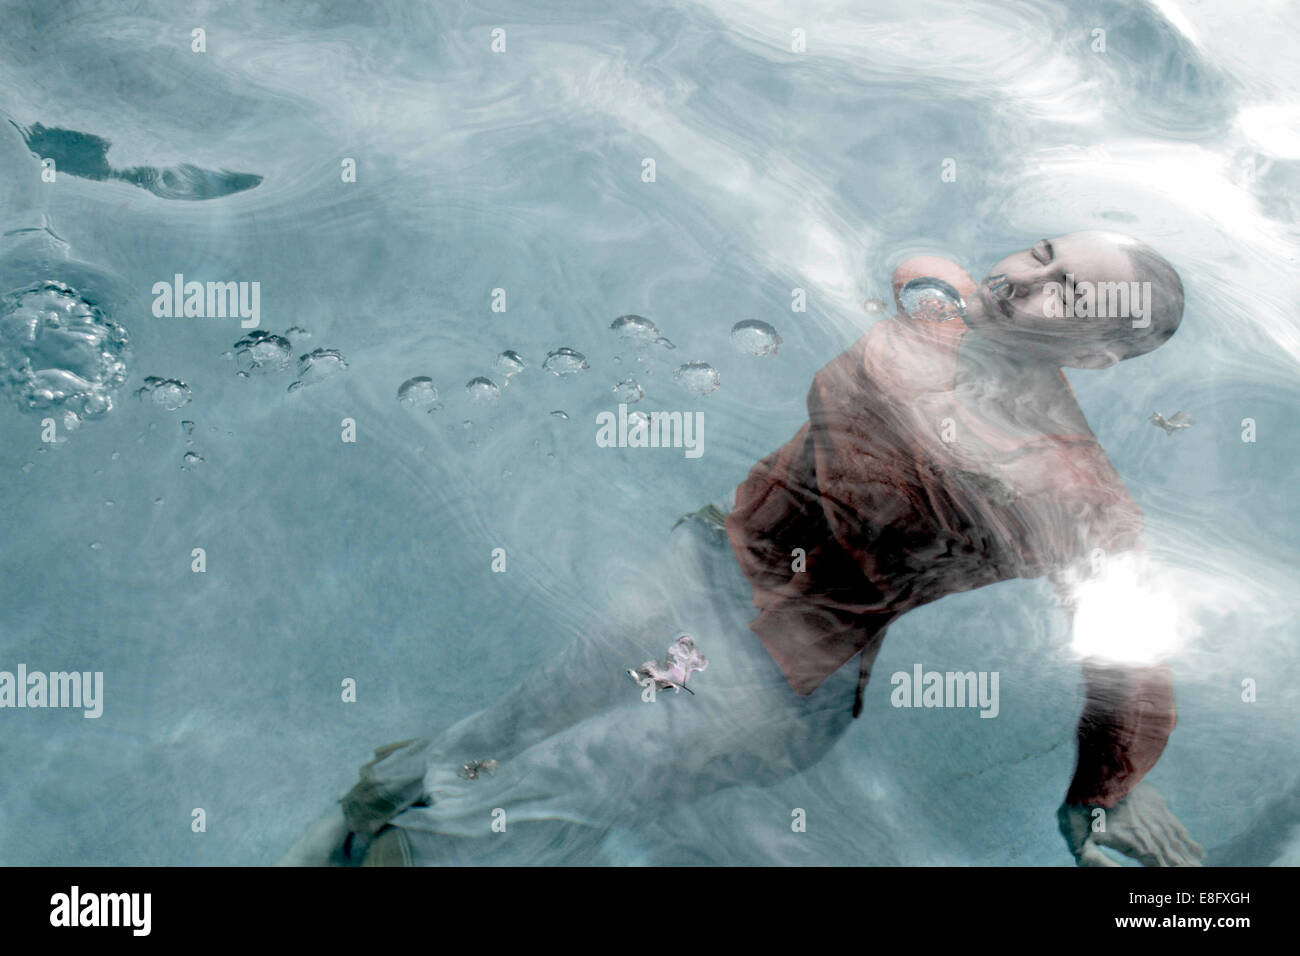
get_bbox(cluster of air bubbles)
[397,376,441,412]
[288,348,348,392]
[0,280,130,420]
[612,378,644,403]
[135,376,192,410]
[465,376,501,403]
[729,319,782,356]
[495,350,526,380]
[233,330,292,374]
[673,361,721,396]
[542,347,589,376]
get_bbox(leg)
[284,503,859,865]
[379,512,859,863]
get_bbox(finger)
[1097,829,1162,867]
[1171,831,1206,865]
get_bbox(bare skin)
[891,232,1203,867]
[280,233,1205,868]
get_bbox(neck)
[955,330,1092,438]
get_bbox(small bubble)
[89,541,102,550]
[466,377,501,403]
[182,451,204,469]
[397,376,440,412]
[154,497,164,505]
[612,379,644,403]
[233,330,292,374]
[863,297,887,315]
[610,314,660,345]
[495,350,527,379]
[111,451,120,461]
[21,462,34,472]
[542,348,589,376]
[292,348,348,388]
[673,361,721,396]
[135,376,193,410]
[104,499,115,507]
[730,319,783,356]
[550,410,569,420]
[181,420,195,435]
[655,336,675,350]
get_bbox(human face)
[968,232,1140,365]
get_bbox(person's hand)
[1057,782,1205,867]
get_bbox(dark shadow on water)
[14,122,262,200]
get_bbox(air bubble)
[135,376,193,410]
[612,379,644,403]
[233,330,292,373]
[673,361,721,396]
[495,350,526,379]
[610,314,659,345]
[397,376,440,412]
[289,348,348,389]
[730,319,782,356]
[466,376,501,403]
[542,347,589,376]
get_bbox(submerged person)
[281,231,1204,868]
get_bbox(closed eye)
[1031,239,1054,265]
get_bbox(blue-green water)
[0,0,1296,865]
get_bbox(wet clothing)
[726,270,1174,807]
[332,263,1181,864]
[341,512,860,861]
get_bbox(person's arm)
[1051,552,1204,866]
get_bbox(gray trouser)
[341,504,860,864]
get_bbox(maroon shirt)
[725,263,1175,807]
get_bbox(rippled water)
[0,0,1297,866]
